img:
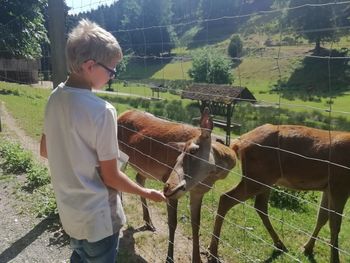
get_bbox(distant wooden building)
[182,83,256,145]
[0,58,40,84]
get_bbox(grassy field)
[1,83,350,262]
[118,38,350,126]
[107,81,182,100]
[0,83,50,140]
[121,59,192,80]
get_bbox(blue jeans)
[70,233,120,263]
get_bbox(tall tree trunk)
[315,39,321,55]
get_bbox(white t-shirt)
[44,83,126,242]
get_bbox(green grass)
[117,37,350,124]
[0,82,192,139]
[0,82,50,140]
[118,44,350,125]
[0,135,57,217]
[236,50,350,120]
[107,82,182,100]
[120,59,192,80]
[134,44,350,122]
[202,179,350,263]
[133,164,350,263]
[151,61,192,80]
[120,59,163,80]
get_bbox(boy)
[40,19,165,263]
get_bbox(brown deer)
[117,108,236,263]
[208,124,350,263]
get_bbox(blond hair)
[66,19,122,73]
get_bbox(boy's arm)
[99,158,166,202]
[40,134,48,159]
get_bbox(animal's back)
[118,110,199,142]
[234,124,350,158]
[117,110,200,181]
[232,124,350,191]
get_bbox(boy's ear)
[81,59,95,72]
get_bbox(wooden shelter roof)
[181,84,256,104]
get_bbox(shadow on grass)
[188,20,239,49]
[263,249,285,263]
[305,253,318,263]
[0,215,68,263]
[120,57,172,80]
[117,226,148,263]
[263,249,319,263]
[273,48,350,101]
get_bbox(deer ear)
[167,142,186,152]
[200,107,213,131]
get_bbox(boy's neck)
[65,73,92,90]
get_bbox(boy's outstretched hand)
[145,189,166,202]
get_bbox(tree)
[188,48,233,84]
[286,0,337,54]
[75,0,175,56]
[0,0,48,59]
[116,52,133,78]
[199,0,239,19]
[228,34,243,58]
[172,0,202,22]
[136,0,175,56]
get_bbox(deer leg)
[136,173,155,231]
[190,192,204,263]
[328,190,347,263]
[166,198,178,263]
[303,191,329,255]
[208,181,256,263]
[255,190,287,252]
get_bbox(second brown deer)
[208,124,350,263]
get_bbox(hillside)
[120,10,350,99]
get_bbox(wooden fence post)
[48,0,67,89]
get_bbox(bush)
[154,100,165,109]
[140,99,151,109]
[232,103,350,134]
[188,47,233,84]
[0,141,32,174]
[166,80,190,95]
[165,100,187,122]
[129,98,142,108]
[35,186,58,217]
[150,108,165,117]
[26,164,50,189]
[0,139,57,217]
[282,36,298,45]
[228,34,243,58]
[185,103,201,123]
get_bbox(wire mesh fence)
[0,0,350,262]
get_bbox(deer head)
[163,107,217,199]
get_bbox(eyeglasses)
[97,62,116,79]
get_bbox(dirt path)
[0,103,195,263]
